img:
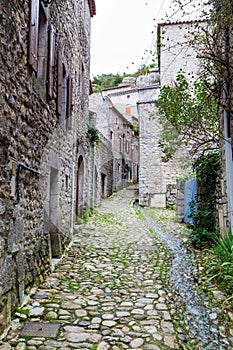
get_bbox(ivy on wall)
[189,151,220,246]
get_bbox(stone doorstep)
[20,322,60,338]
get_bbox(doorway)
[101,173,106,199]
[49,167,61,258]
[76,155,84,217]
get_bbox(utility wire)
[140,0,206,69]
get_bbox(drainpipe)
[223,95,233,232]
[223,29,233,232]
[92,142,96,210]
[122,134,125,188]
[70,105,76,234]
[70,155,75,234]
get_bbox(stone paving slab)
[0,186,232,349]
[20,322,60,338]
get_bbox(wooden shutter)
[126,140,130,153]
[48,25,56,99]
[67,75,73,128]
[29,0,39,72]
[125,107,131,115]
[57,50,63,116]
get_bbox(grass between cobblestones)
[2,196,232,349]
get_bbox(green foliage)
[92,73,124,92]
[90,346,98,350]
[86,125,101,145]
[132,122,139,137]
[213,230,233,263]
[157,72,219,162]
[94,213,123,226]
[188,152,220,246]
[91,66,157,92]
[68,283,77,291]
[207,231,233,295]
[83,206,91,223]
[135,208,145,220]
[16,307,29,315]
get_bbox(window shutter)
[126,140,130,153]
[57,50,63,116]
[29,0,39,72]
[48,25,56,99]
[67,75,73,128]
[125,107,131,115]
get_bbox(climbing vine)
[189,151,221,246]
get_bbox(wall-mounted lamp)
[41,0,52,7]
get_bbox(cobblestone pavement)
[1,186,232,350]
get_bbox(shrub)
[207,231,233,295]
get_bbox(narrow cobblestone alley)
[1,186,232,350]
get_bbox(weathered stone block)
[0,256,14,295]
[16,253,25,283]
[150,194,166,208]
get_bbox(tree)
[157,72,219,161]
[91,66,154,92]
[92,73,124,92]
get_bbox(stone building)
[157,20,206,86]
[89,88,139,194]
[137,72,189,208]
[87,109,114,207]
[89,72,188,209]
[0,0,96,334]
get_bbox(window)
[57,50,73,128]
[47,25,56,99]
[57,49,63,116]
[61,63,68,123]
[65,175,69,191]
[67,76,73,129]
[29,0,47,79]
[125,140,130,154]
[125,106,131,115]
[80,63,85,109]
[29,0,39,72]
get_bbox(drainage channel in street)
[139,206,231,350]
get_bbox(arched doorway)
[76,155,84,218]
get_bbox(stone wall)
[0,0,94,334]
[89,91,139,194]
[94,133,114,206]
[137,85,189,208]
[158,21,206,86]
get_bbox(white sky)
[90,0,174,76]
[90,0,206,77]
